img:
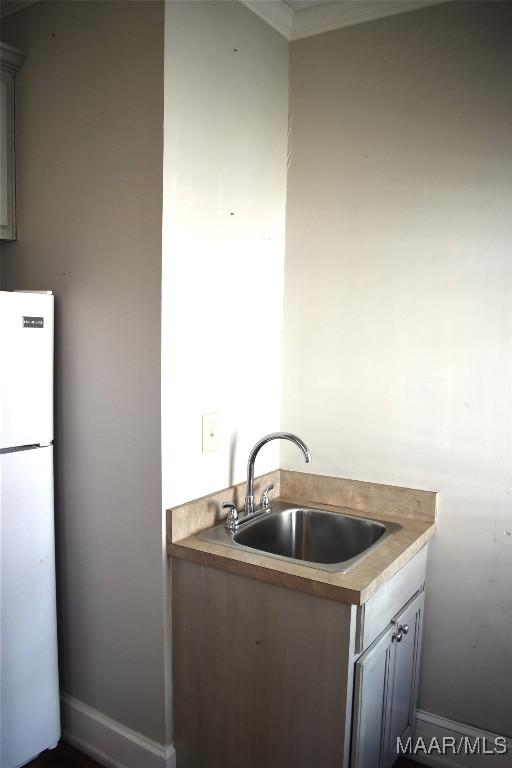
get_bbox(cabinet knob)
[392,623,409,643]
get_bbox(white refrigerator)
[0,291,60,767]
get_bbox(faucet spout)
[245,432,312,516]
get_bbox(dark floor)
[28,741,421,767]
[27,742,102,767]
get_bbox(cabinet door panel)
[0,71,13,233]
[387,591,425,760]
[0,42,24,241]
[351,625,395,768]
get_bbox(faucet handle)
[260,483,274,511]
[222,502,239,531]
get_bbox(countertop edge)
[170,521,436,606]
[358,524,435,602]
[170,539,363,604]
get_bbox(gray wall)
[283,1,512,735]
[1,1,167,743]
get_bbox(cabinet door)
[0,68,15,239]
[352,590,425,768]
[385,590,425,763]
[351,624,395,768]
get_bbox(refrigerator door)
[0,445,60,767]
[0,292,54,450]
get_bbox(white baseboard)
[60,693,176,768]
[61,694,512,768]
[413,709,512,768]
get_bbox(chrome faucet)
[223,432,312,531]
[246,432,312,514]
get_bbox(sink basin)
[199,501,401,573]
[235,507,387,563]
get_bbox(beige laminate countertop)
[168,470,437,605]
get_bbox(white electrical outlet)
[202,412,218,453]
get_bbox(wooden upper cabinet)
[1,42,25,241]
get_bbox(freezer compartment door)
[0,292,54,449]
[1,445,60,767]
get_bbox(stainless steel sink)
[199,501,401,573]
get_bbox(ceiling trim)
[239,1,294,39]
[0,0,39,19]
[240,0,449,42]
[3,0,450,42]
[290,0,448,40]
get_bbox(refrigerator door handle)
[0,442,53,454]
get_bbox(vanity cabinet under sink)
[172,542,428,768]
